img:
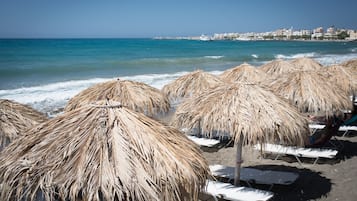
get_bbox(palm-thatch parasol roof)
[161,70,224,104]
[341,58,357,95]
[265,71,353,116]
[290,57,323,71]
[323,64,357,96]
[219,63,266,83]
[171,83,310,185]
[65,79,170,117]
[0,99,48,151]
[341,58,357,71]
[260,59,298,75]
[0,100,209,201]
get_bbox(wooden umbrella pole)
[234,134,244,186]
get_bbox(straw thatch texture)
[323,64,357,96]
[0,100,209,201]
[341,58,357,71]
[341,58,357,94]
[65,79,170,117]
[171,83,310,146]
[219,63,266,83]
[161,70,224,104]
[290,57,323,71]
[266,71,352,116]
[260,59,298,75]
[0,99,47,150]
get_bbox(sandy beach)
[201,131,357,201]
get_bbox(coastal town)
[155,26,357,41]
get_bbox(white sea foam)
[251,54,259,58]
[0,70,224,116]
[275,52,317,59]
[204,55,224,59]
[315,53,357,66]
[274,52,357,66]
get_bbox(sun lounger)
[187,136,220,147]
[255,143,338,166]
[339,125,357,136]
[308,124,325,130]
[209,164,299,190]
[205,180,274,201]
[309,124,357,137]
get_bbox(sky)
[0,0,356,38]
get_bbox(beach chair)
[205,180,274,201]
[187,135,220,147]
[308,124,344,149]
[309,123,357,137]
[339,125,357,137]
[209,164,299,190]
[340,114,357,136]
[254,143,338,166]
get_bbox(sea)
[1,38,357,116]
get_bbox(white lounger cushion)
[206,180,274,201]
[187,136,220,147]
[210,164,299,186]
[255,143,338,159]
[309,124,357,132]
[308,124,325,130]
[339,125,357,132]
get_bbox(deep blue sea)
[1,38,356,115]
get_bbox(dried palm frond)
[0,99,47,150]
[162,70,224,104]
[266,71,352,116]
[341,58,357,95]
[219,63,266,84]
[65,79,170,117]
[323,64,357,96]
[341,58,357,71]
[260,59,298,75]
[171,83,310,146]
[290,57,323,71]
[0,100,209,201]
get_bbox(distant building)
[273,28,292,39]
[312,27,324,39]
[301,29,312,35]
[160,26,356,41]
[324,26,337,39]
[347,30,357,40]
[314,27,324,33]
[326,26,335,34]
[291,29,311,40]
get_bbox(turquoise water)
[0,38,356,114]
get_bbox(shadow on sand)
[333,138,357,160]
[244,165,331,201]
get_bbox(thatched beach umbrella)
[0,99,47,150]
[65,79,170,117]
[264,71,352,116]
[0,100,209,201]
[290,57,323,71]
[341,58,357,71]
[161,70,223,104]
[341,58,357,95]
[323,64,357,96]
[171,83,310,186]
[219,63,266,83]
[260,59,298,75]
